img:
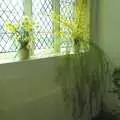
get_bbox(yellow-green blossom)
[51,0,90,43]
[5,22,16,32]
[4,16,38,46]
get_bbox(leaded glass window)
[60,0,75,48]
[32,0,75,50]
[0,0,24,53]
[32,0,53,49]
[0,0,89,59]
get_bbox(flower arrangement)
[54,2,112,120]
[5,16,38,60]
[52,0,90,53]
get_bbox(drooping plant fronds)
[55,0,112,120]
[56,42,111,120]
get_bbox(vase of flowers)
[52,0,89,54]
[5,16,38,60]
[18,40,30,60]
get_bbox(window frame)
[89,0,98,42]
[24,0,32,17]
[26,0,77,51]
[0,0,24,53]
[0,0,62,59]
[0,0,92,60]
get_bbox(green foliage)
[53,1,111,116]
[52,1,111,119]
[51,0,90,53]
[5,16,38,49]
[112,68,120,99]
[111,68,120,116]
[56,42,111,120]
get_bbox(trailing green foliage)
[111,68,120,117]
[5,16,38,50]
[54,0,111,119]
[51,0,90,53]
[56,42,111,120]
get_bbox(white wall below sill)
[0,53,102,120]
[0,54,99,120]
[0,55,74,120]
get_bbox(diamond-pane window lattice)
[60,0,75,48]
[32,0,75,50]
[32,0,53,49]
[0,0,24,53]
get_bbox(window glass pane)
[32,0,75,50]
[60,0,75,48]
[32,0,89,51]
[32,0,53,50]
[60,0,75,19]
[60,0,89,50]
[0,0,24,53]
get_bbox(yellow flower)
[14,33,21,40]
[21,16,37,31]
[55,31,65,38]
[24,36,30,41]
[5,22,16,32]
[22,16,30,23]
[5,15,38,44]
[27,24,33,31]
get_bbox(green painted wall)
[0,57,100,120]
[98,0,120,111]
[0,58,72,120]
[98,0,120,66]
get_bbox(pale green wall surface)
[0,57,98,120]
[0,58,72,120]
[98,0,120,111]
[98,0,120,66]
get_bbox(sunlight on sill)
[0,48,67,64]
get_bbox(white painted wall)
[98,0,120,66]
[0,56,100,120]
[0,57,72,120]
[98,0,120,111]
